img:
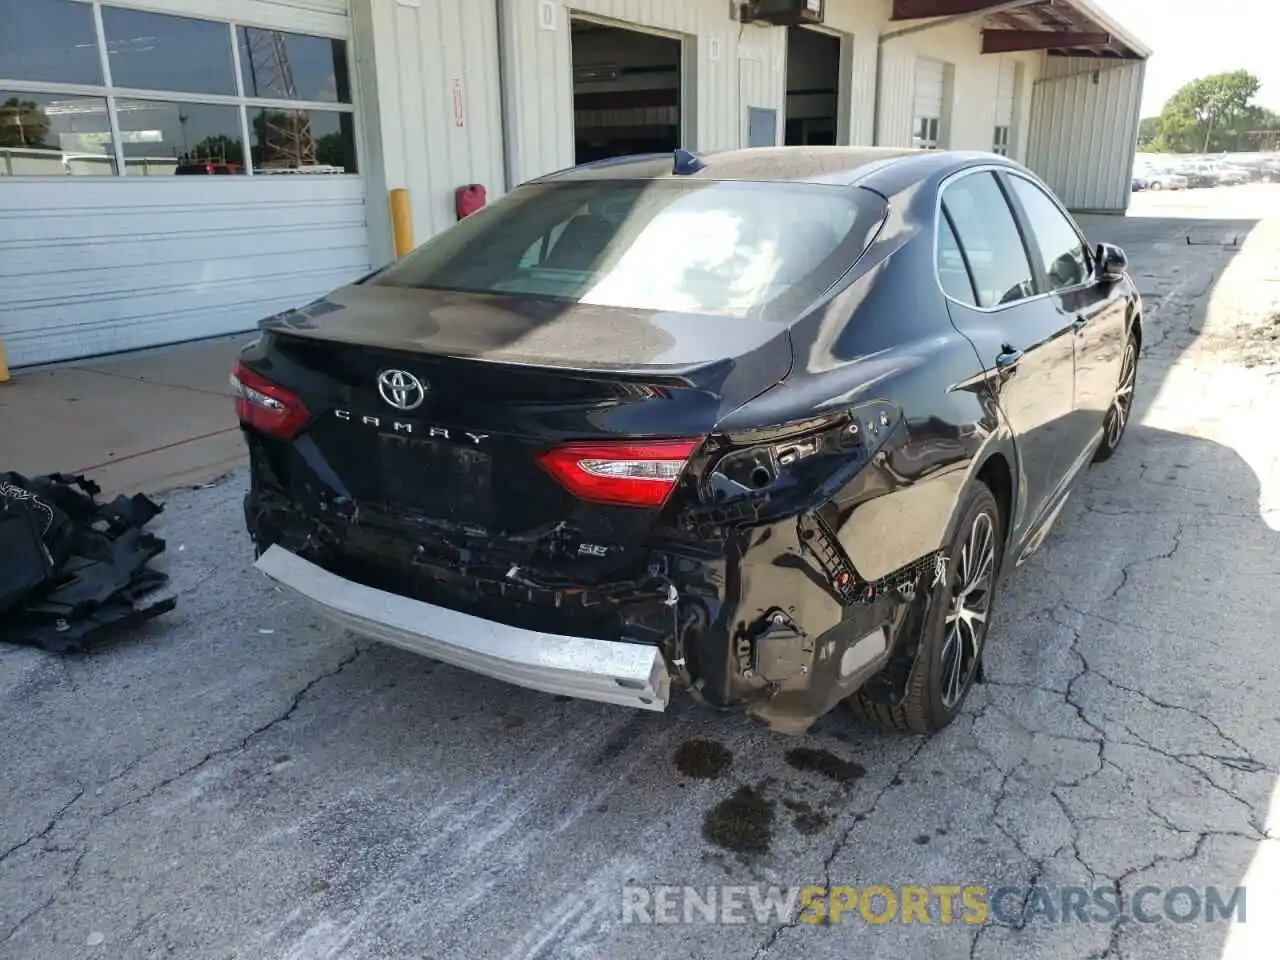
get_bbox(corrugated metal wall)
[357,0,506,264]
[498,0,786,185]
[1025,57,1145,213]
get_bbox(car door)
[1002,172,1127,461]
[937,169,1076,545]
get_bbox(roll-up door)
[0,0,369,367]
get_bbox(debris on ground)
[0,472,176,653]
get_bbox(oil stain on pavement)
[672,739,733,779]
[702,781,775,855]
[783,746,866,784]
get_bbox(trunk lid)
[253,284,790,572]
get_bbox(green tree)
[0,97,52,148]
[1152,70,1261,153]
[1137,116,1159,149]
[184,134,244,164]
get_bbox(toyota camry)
[233,147,1140,736]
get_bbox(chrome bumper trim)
[254,545,670,711]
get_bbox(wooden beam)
[981,29,1110,53]
[891,0,1018,21]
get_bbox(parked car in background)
[1218,166,1250,185]
[1131,172,1150,191]
[233,147,1141,737]
[1145,168,1189,191]
[1174,162,1219,188]
[1236,157,1280,182]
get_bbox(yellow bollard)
[0,338,9,384]
[389,188,414,259]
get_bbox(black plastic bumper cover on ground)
[0,472,176,653]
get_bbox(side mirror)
[1095,242,1128,281]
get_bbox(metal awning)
[889,0,1151,60]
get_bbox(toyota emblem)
[376,369,427,411]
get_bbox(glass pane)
[238,27,351,104]
[102,6,234,96]
[0,0,102,86]
[251,108,356,174]
[937,214,976,306]
[942,172,1036,308]
[372,180,886,319]
[1006,176,1090,290]
[114,99,244,176]
[0,91,115,176]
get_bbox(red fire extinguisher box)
[456,184,486,220]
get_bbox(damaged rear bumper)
[255,545,672,711]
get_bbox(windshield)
[370,179,885,319]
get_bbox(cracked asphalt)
[3,186,1280,960]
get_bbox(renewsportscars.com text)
[621,884,1246,926]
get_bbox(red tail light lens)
[537,439,700,508]
[230,361,310,440]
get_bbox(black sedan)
[232,147,1140,736]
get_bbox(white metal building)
[0,0,1149,368]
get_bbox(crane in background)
[241,28,316,169]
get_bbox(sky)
[1100,0,1280,117]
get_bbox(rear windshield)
[370,179,885,318]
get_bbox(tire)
[848,482,1003,735]
[1150,181,1163,191]
[1093,330,1139,464]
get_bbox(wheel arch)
[975,450,1014,544]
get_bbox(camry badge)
[377,369,427,411]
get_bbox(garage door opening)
[571,19,682,164]
[785,27,841,146]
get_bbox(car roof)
[527,147,1020,192]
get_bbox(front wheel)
[848,483,1003,734]
[1093,331,1139,463]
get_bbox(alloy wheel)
[1106,339,1138,449]
[939,511,996,709]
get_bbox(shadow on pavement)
[977,419,1278,959]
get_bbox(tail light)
[230,361,310,440]
[537,439,700,508]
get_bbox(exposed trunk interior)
[784,26,841,147]
[571,19,682,164]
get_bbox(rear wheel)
[848,482,1002,734]
[1093,331,1138,463]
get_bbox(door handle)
[995,346,1023,378]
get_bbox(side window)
[1006,176,1091,291]
[941,172,1036,308]
[937,214,976,306]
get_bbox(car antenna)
[672,148,706,175]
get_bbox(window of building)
[102,6,237,96]
[941,172,1036,309]
[238,27,351,105]
[0,0,356,178]
[0,0,103,86]
[914,116,940,150]
[992,125,1010,156]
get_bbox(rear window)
[370,179,885,318]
